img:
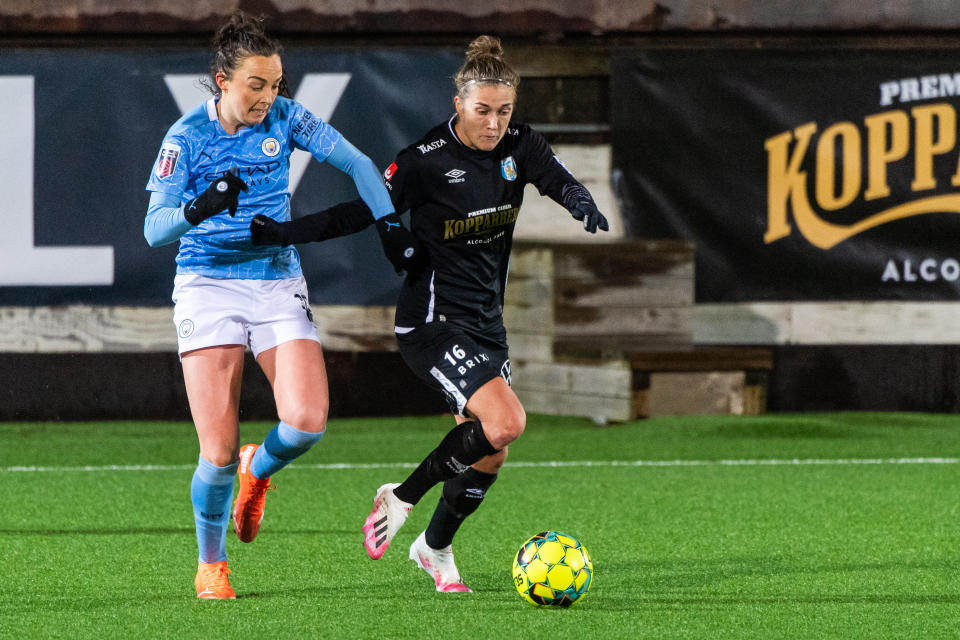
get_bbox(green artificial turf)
[2,413,959,638]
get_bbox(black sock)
[394,420,497,505]
[425,467,498,549]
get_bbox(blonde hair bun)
[465,35,504,60]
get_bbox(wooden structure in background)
[504,240,773,422]
[0,240,775,422]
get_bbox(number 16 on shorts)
[443,343,491,375]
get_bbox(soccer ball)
[512,531,593,608]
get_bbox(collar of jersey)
[207,98,260,137]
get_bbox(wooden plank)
[554,305,691,337]
[694,301,960,345]
[554,276,693,308]
[554,335,696,362]
[508,46,610,77]
[742,379,768,416]
[513,388,634,424]
[317,305,398,352]
[506,332,554,362]
[554,248,694,282]
[515,145,627,242]
[0,305,397,354]
[503,303,554,335]
[693,303,793,344]
[512,360,633,398]
[647,371,747,417]
[507,248,554,279]
[626,346,773,371]
[0,305,175,353]
[504,277,553,306]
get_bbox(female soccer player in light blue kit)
[144,11,395,599]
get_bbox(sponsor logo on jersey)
[445,168,466,183]
[384,162,398,181]
[292,113,321,141]
[155,142,181,179]
[418,138,447,154]
[443,205,519,239]
[261,137,280,157]
[501,156,517,181]
[204,161,281,187]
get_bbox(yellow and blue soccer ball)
[512,531,593,608]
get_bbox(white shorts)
[172,275,321,357]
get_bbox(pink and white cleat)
[409,531,472,593]
[362,483,412,559]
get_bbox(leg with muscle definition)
[233,339,329,543]
[182,345,245,599]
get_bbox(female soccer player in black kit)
[251,35,608,592]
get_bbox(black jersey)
[385,115,592,347]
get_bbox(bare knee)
[483,405,526,450]
[200,445,239,468]
[277,402,328,434]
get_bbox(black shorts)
[397,322,511,416]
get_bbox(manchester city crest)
[178,318,195,338]
[501,156,517,181]
[261,137,280,157]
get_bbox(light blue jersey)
[146,95,388,279]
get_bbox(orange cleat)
[195,561,236,599]
[232,444,275,543]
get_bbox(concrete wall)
[4,1,960,36]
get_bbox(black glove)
[250,214,291,246]
[376,212,426,274]
[568,199,609,234]
[184,168,248,225]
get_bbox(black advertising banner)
[0,48,459,306]
[613,50,960,302]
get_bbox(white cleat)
[409,531,472,593]
[362,483,412,559]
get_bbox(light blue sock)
[250,420,325,479]
[191,456,239,564]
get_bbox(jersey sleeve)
[517,125,596,210]
[382,147,424,214]
[288,102,341,161]
[325,136,394,220]
[144,191,191,247]
[145,132,191,197]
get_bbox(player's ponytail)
[204,10,291,98]
[454,35,520,97]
